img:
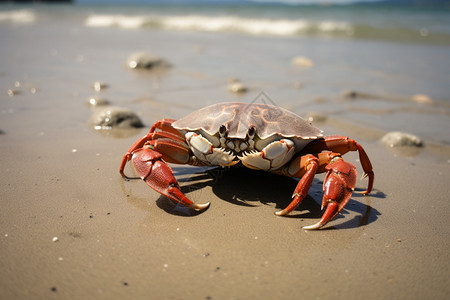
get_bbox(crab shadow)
[160,166,382,229]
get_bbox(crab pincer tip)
[358,171,374,195]
[302,222,325,230]
[274,209,288,216]
[189,202,210,212]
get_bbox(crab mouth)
[222,138,254,154]
[225,149,262,166]
[211,147,257,167]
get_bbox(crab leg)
[131,147,210,211]
[149,118,184,137]
[275,154,319,216]
[302,136,374,194]
[147,134,191,165]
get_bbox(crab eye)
[247,126,256,138]
[219,124,227,136]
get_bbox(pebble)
[126,52,171,70]
[305,112,327,124]
[93,81,108,92]
[292,81,303,89]
[89,106,144,130]
[86,96,109,107]
[381,131,423,148]
[340,90,359,99]
[292,56,314,68]
[411,94,433,104]
[227,79,247,94]
[52,236,59,242]
[7,89,20,97]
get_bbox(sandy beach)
[1,3,450,300]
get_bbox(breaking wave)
[84,14,354,37]
[0,10,36,24]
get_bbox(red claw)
[303,157,357,230]
[131,148,210,212]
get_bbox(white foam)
[317,20,352,33]
[0,10,36,24]
[160,15,311,36]
[84,14,353,37]
[85,14,146,29]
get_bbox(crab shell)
[172,102,323,170]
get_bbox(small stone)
[86,96,109,107]
[292,56,314,68]
[52,236,59,242]
[89,106,144,130]
[126,52,171,70]
[381,131,423,148]
[340,90,359,99]
[411,94,433,104]
[76,55,85,62]
[292,81,303,89]
[227,79,247,94]
[93,81,108,92]
[305,112,327,124]
[7,89,20,97]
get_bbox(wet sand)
[1,10,450,300]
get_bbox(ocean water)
[1,2,450,145]
[1,3,450,44]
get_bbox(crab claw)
[131,147,210,212]
[303,157,357,230]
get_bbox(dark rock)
[126,52,171,70]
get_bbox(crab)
[120,102,374,230]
